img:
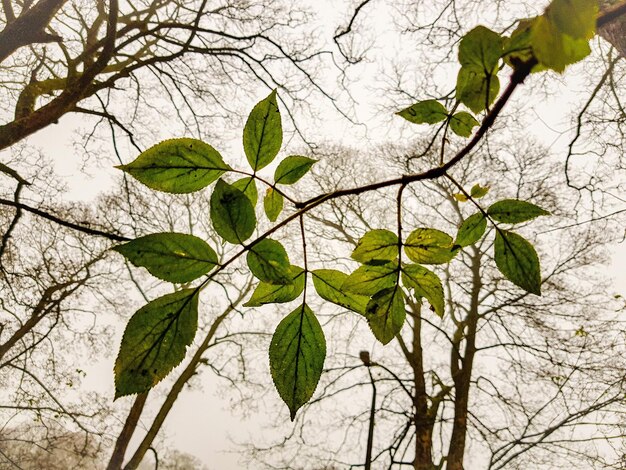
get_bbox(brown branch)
[0,198,130,242]
[0,0,65,63]
[0,0,118,151]
[106,392,149,470]
[597,0,626,28]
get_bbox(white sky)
[18,1,626,468]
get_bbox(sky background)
[18,1,626,468]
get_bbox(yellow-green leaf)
[117,138,231,194]
[397,100,448,125]
[404,228,457,264]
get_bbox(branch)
[0,198,130,242]
[597,0,626,28]
[0,0,65,63]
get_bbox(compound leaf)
[455,213,487,247]
[450,112,479,137]
[351,229,399,265]
[397,100,448,125]
[115,289,198,398]
[270,304,325,420]
[117,138,231,194]
[210,179,256,244]
[456,67,500,114]
[401,264,444,318]
[264,188,284,222]
[494,230,541,295]
[275,156,317,185]
[244,266,305,307]
[232,177,258,206]
[404,228,457,264]
[366,286,405,345]
[342,261,399,296]
[243,90,282,171]
[312,269,369,315]
[458,26,504,73]
[113,233,218,283]
[247,239,291,284]
[487,199,550,224]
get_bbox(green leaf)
[275,156,317,185]
[264,188,284,222]
[117,138,231,194]
[503,18,536,66]
[494,230,541,295]
[546,0,597,40]
[365,286,405,345]
[232,177,258,206]
[342,261,399,296]
[401,264,444,318]
[453,193,469,202]
[456,67,500,114]
[487,199,550,224]
[243,90,282,171]
[530,15,591,73]
[312,269,369,315]
[270,304,326,420]
[458,26,504,74]
[113,233,218,283]
[247,239,291,284]
[210,179,256,244]
[114,289,198,398]
[351,229,399,265]
[449,112,479,137]
[397,100,448,125]
[244,266,305,307]
[404,228,457,264]
[470,183,489,199]
[455,213,487,248]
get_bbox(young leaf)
[114,289,198,398]
[401,264,444,318]
[449,112,479,138]
[456,67,500,114]
[269,304,326,420]
[494,230,541,295]
[247,238,292,285]
[458,26,504,74]
[244,266,305,307]
[503,18,536,66]
[351,229,399,265]
[530,15,591,73]
[455,213,487,247]
[470,183,489,199]
[232,177,258,206]
[342,261,399,296]
[397,100,448,125]
[116,138,231,194]
[264,188,284,222]
[312,269,369,315]
[546,0,597,40]
[365,286,406,345]
[404,228,457,264]
[243,90,282,171]
[274,156,317,185]
[113,233,218,283]
[210,179,256,244]
[453,193,469,202]
[487,199,550,224]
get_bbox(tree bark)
[446,248,482,470]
